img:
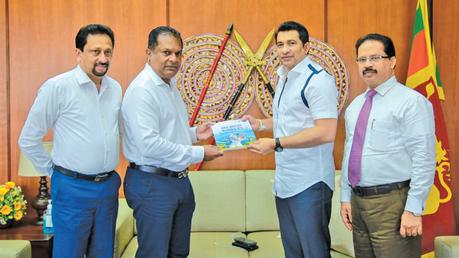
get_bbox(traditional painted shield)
[176,34,254,124]
[177,34,349,121]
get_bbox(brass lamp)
[18,141,52,225]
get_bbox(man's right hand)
[340,202,353,231]
[203,145,224,161]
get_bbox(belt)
[352,180,410,197]
[54,165,114,182]
[129,163,188,179]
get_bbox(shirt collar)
[75,65,111,93]
[276,56,310,78]
[144,63,176,87]
[75,65,93,85]
[366,76,397,96]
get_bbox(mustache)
[95,62,109,67]
[363,68,377,75]
[165,65,179,69]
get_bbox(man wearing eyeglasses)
[340,33,436,258]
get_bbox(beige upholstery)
[189,232,248,258]
[435,236,459,258]
[189,170,246,232]
[245,170,279,231]
[244,170,354,258]
[120,236,138,258]
[114,170,459,258]
[330,171,354,257]
[115,199,134,258]
[247,231,283,258]
[116,170,356,257]
[0,240,32,258]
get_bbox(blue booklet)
[211,120,257,151]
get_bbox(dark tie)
[348,89,377,187]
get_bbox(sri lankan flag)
[406,0,456,257]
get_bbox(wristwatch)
[274,137,283,152]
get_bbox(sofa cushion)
[435,236,459,258]
[245,170,279,231]
[189,232,249,258]
[189,170,246,232]
[0,240,32,258]
[247,231,352,258]
[247,231,283,258]
[331,250,354,258]
[120,236,138,258]
[115,199,134,258]
[330,172,355,257]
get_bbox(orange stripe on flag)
[407,31,429,77]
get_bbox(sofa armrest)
[435,236,459,258]
[114,199,134,258]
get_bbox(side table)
[0,218,53,258]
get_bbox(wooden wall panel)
[8,0,167,199]
[327,0,417,169]
[434,0,459,230]
[0,0,8,183]
[169,0,326,170]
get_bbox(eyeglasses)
[356,55,390,64]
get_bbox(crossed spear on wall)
[189,24,275,170]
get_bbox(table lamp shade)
[18,142,52,177]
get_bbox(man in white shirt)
[19,24,122,258]
[340,33,436,258]
[121,26,223,258]
[244,21,338,258]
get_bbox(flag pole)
[428,0,433,42]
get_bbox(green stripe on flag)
[436,64,443,88]
[412,5,424,40]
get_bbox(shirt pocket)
[368,119,401,152]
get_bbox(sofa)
[114,169,354,258]
[0,240,32,258]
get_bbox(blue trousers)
[275,182,333,258]
[51,169,120,258]
[124,167,195,258]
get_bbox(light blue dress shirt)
[121,64,204,172]
[273,57,338,198]
[341,76,436,215]
[19,65,122,175]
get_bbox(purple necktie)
[348,89,377,187]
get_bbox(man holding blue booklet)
[243,21,338,258]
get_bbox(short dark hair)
[75,24,114,51]
[355,33,396,57]
[275,21,309,45]
[148,26,183,50]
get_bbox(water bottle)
[43,199,54,234]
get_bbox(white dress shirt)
[121,64,204,172]
[341,76,436,215]
[273,57,338,198]
[19,65,122,175]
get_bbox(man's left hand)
[400,210,422,238]
[248,138,275,155]
[196,123,214,141]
